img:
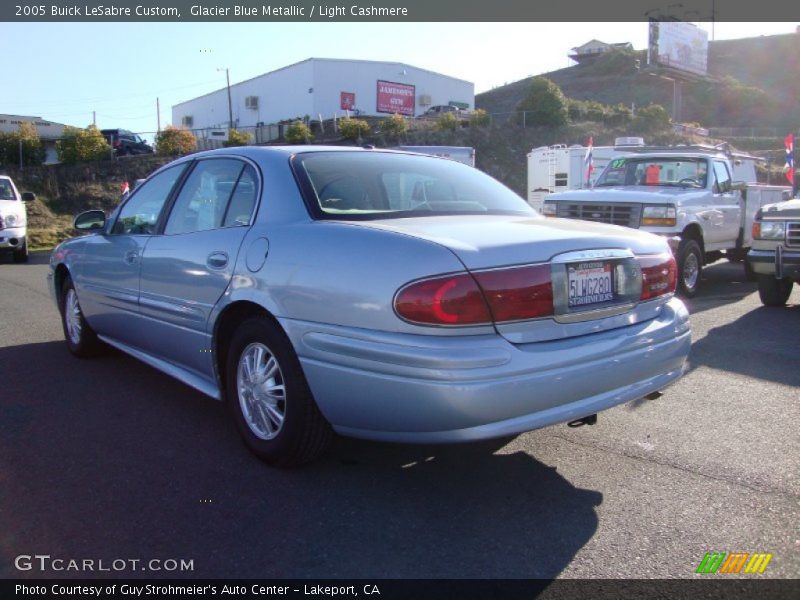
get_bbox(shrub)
[435,112,459,131]
[632,103,671,133]
[339,117,371,141]
[604,103,633,126]
[155,126,196,156]
[516,77,568,127]
[469,109,490,127]
[379,113,408,138]
[0,121,46,167]
[285,121,312,144]
[223,128,252,147]
[56,125,112,163]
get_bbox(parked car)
[100,128,154,156]
[0,175,35,263]
[747,198,800,306]
[48,147,691,466]
[423,105,467,118]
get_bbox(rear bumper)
[748,246,800,280]
[282,297,691,443]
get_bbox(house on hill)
[569,40,633,64]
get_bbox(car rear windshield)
[595,157,708,188]
[294,151,534,219]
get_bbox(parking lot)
[0,252,797,579]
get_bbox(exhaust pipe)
[568,414,597,428]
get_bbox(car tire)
[226,316,333,467]
[12,239,28,263]
[757,275,793,307]
[60,275,103,357]
[677,239,702,298]
[743,259,757,282]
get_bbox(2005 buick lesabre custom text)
[48,147,690,466]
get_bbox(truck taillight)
[639,254,677,300]
[394,265,554,326]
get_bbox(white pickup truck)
[0,175,36,263]
[542,149,791,296]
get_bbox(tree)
[632,103,671,133]
[435,112,459,131]
[223,129,252,147]
[155,126,196,156]
[57,125,112,163]
[0,121,46,167]
[516,77,569,127]
[379,113,408,138]
[339,117,371,141]
[285,121,312,144]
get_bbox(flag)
[120,181,130,197]
[584,137,594,186]
[784,133,794,185]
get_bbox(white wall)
[171,59,474,131]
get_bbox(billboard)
[376,80,415,116]
[648,21,708,77]
[340,92,356,110]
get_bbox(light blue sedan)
[48,147,691,466]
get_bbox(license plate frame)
[567,261,615,308]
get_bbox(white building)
[0,114,70,164]
[172,58,474,132]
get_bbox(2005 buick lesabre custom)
[48,147,691,466]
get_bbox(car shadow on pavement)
[686,303,800,386]
[680,260,757,315]
[0,340,602,581]
[0,250,52,265]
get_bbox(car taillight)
[473,265,554,322]
[394,273,492,325]
[639,254,677,300]
[113,140,121,148]
[394,265,554,326]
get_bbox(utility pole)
[156,97,161,132]
[92,111,96,126]
[218,67,233,130]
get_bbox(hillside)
[477,32,800,129]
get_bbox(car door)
[710,160,740,244]
[136,157,259,378]
[74,163,188,347]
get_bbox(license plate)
[568,261,614,307]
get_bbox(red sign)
[340,92,355,111]
[376,80,415,116]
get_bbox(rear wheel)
[60,275,103,357]
[225,316,333,467]
[757,275,793,307]
[12,239,28,263]
[677,239,703,298]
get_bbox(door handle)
[124,250,139,264]
[207,251,229,269]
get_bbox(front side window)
[295,151,533,219]
[0,180,15,200]
[112,164,187,235]
[164,159,248,235]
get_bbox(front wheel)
[677,239,703,298]
[757,275,793,307]
[225,316,333,467]
[60,275,103,357]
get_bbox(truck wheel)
[12,239,28,263]
[757,275,793,307]
[226,316,333,467]
[744,260,757,282]
[677,239,702,298]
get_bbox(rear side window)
[112,164,187,235]
[164,159,249,235]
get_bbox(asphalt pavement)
[0,251,798,579]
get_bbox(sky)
[2,21,797,138]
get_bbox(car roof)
[188,145,428,160]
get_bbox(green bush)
[339,118,370,141]
[155,126,196,156]
[56,125,112,163]
[604,103,633,126]
[469,109,490,127]
[435,112,459,131]
[379,113,408,138]
[285,121,312,144]
[632,103,671,133]
[0,121,46,167]
[516,77,568,127]
[223,128,252,147]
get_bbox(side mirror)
[21,192,36,202]
[74,210,106,231]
